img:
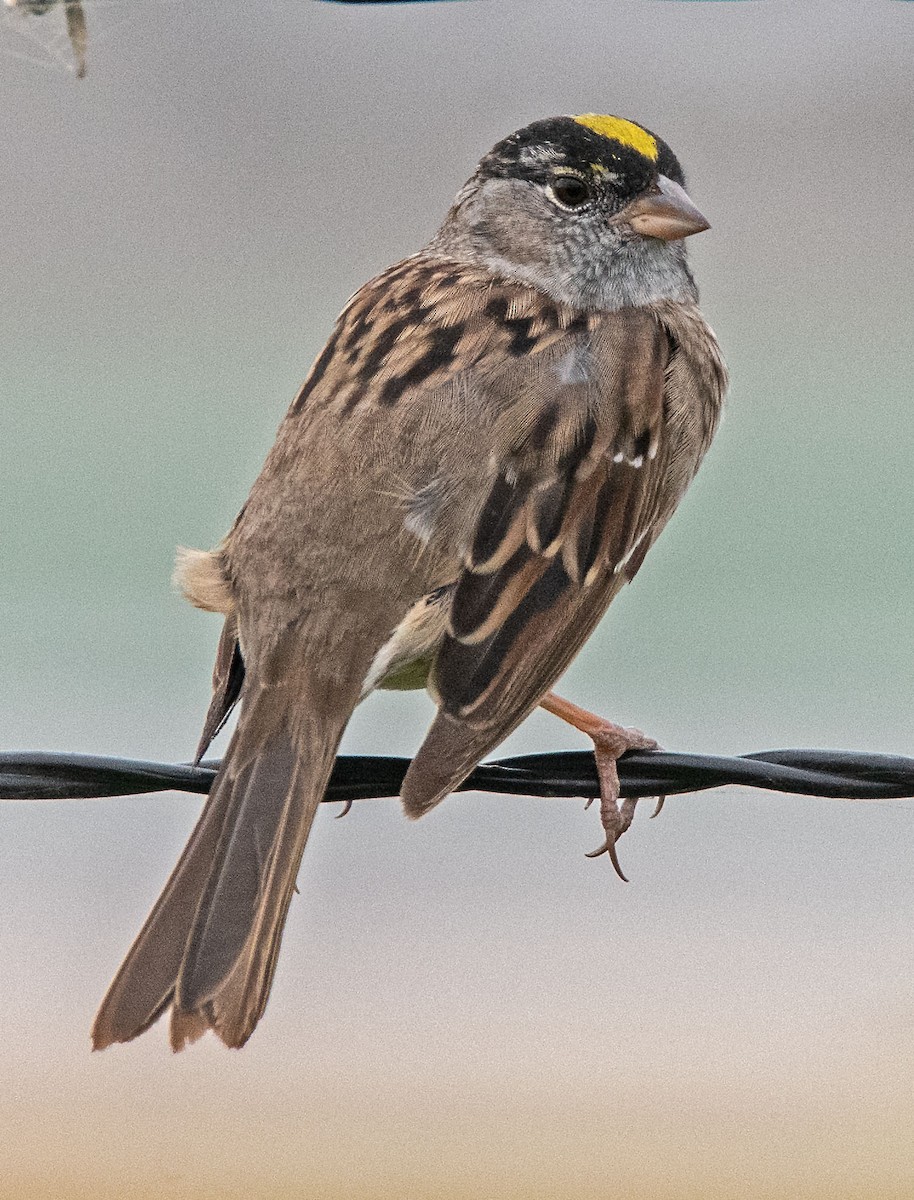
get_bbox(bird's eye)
[549,176,591,209]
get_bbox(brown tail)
[92,690,344,1051]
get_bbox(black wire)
[3,747,914,804]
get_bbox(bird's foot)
[537,692,662,881]
[581,721,658,881]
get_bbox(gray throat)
[427,214,698,313]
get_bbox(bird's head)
[432,114,709,310]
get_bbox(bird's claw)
[585,791,640,880]
[335,798,354,819]
[583,723,660,882]
[585,836,629,882]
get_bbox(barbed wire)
[3,747,914,805]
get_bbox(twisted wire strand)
[3,748,914,805]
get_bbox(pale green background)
[2,2,913,1197]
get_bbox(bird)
[92,113,727,1052]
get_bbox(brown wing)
[194,615,244,763]
[401,303,721,816]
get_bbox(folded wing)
[402,307,679,815]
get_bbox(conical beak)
[620,175,710,241]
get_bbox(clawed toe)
[536,694,662,881]
[585,836,629,882]
[586,724,660,882]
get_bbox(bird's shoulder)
[284,252,605,421]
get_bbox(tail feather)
[93,691,344,1051]
[177,730,300,1003]
[90,764,239,1049]
[173,714,338,1050]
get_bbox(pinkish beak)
[620,175,710,241]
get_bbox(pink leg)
[539,692,662,881]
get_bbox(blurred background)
[2,2,913,1197]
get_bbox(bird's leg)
[539,692,660,881]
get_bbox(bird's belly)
[359,584,454,700]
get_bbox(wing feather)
[437,309,670,716]
[402,304,704,817]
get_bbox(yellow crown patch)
[574,114,658,162]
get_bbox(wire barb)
[3,748,914,804]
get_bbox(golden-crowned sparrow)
[93,114,727,1051]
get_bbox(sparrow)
[92,113,727,1051]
